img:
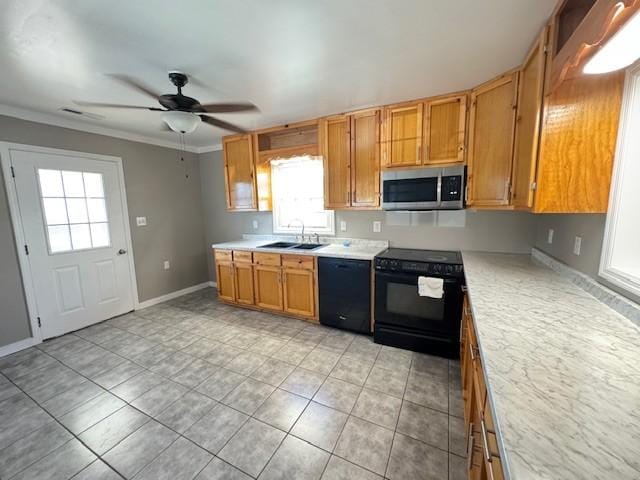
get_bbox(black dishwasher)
[318,257,371,334]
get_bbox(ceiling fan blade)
[198,102,258,113]
[74,100,164,111]
[199,115,247,133]
[107,74,162,100]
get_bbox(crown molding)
[0,104,222,154]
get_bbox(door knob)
[117,249,127,255]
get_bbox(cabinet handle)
[467,429,475,472]
[469,342,477,361]
[480,419,491,462]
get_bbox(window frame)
[599,60,640,298]
[270,156,335,236]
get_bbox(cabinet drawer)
[233,250,253,263]
[254,252,281,266]
[215,249,232,262]
[282,254,315,270]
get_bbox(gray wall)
[0,115,208,347]
[200,151,538,281]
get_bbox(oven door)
[375,270,462,336]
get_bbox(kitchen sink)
[292,243,325,250]
[258,241,298,249]
[258,241,326,251]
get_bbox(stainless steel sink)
[292,243,325,250]
[258,241,326,251]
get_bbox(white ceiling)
[0,0,557,151]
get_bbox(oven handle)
[375,270,460,284]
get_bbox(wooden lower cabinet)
[214,249,317,322]
[461,292,506,480]
[254,265,283,311]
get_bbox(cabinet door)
[216,261,235,302]
[382,104,423,167]
[351,110,381,207]
[512,29,548,209]
[283,268,315,317]
[322,116,351,209]
[467,73,519,207]
[253,265,283,311]
[424,95,466,165]
[234,263,254,305]
[223,134,257,211]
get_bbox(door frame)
[0,142,139,352]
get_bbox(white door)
[9,148,135,339]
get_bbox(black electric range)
[374,248,464,358]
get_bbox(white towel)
[418,276,444,298]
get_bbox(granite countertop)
[211,236,388,261]
[462,252,640,480]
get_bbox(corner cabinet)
[322,109,381,209]
[467,72,519,208]
[223,134,257,211]
[213,249,318,322]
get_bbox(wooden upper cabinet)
[223,134,257,211]
[467,73,519,207]
[512,29,548,209]
[322,115,351,209]
[424,95,467,165]
[350,110,381,208]
[382,103,423,167]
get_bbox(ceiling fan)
[75,71,257,134]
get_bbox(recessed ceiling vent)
[59,108,105,120]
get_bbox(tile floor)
[0,288,466,480]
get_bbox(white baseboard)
[209,281,217,288]
[0,337,40,358]
[136,282,214,310]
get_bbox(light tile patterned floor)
[0,288,466,479]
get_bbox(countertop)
[462,252,640,480]
[211,237,388,261]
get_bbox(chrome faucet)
[313,233,320,244]
[288,218,305,243]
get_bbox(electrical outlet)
[164,260,170,270]
[252,220,258,229]
[340,221,347,232]
[136,216,147,226]
[573,236,582,256]
[373,221,381,233]
[548,229,554,244]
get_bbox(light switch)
[252,220,259,229]
[573,236,582,256]
[373,221,381,233]
[340,221,347,232]
[548,229,554,244]
[136,216,147,226]
[164,260,170,270]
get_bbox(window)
[271,156,335,235]
[600,61,640,297]
[38,169,111,253]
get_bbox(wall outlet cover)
[340,220,347,232]
[136,216,147,226]
[548,229,554,244]
[373,221,382,233]
[164,260,170,270]
[252,220,258,229]
[573,236,582,256]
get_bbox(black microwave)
[381,165,466,211]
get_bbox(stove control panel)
[375,258,463,277]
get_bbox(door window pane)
[38,169,111,253]
[83,172,104,197]
[43,198,68,225]
[62,171,85,197]
[70,224,92,250]
[48,225,72,253]
[90,223,110,247]
[66,198,89,224]
[38,169,64,197]
[87,198,107,222]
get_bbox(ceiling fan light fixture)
[162,111,200,133]
[584,10,640,74]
